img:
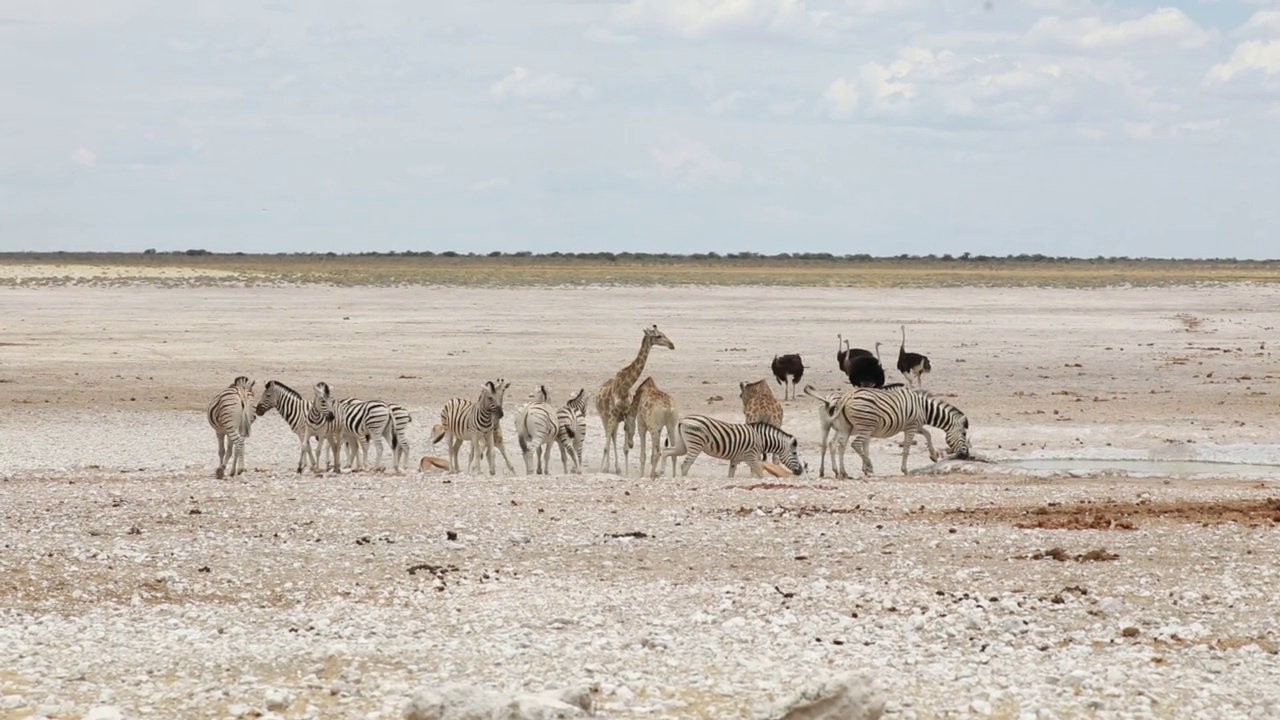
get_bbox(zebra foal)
[659,414,804,479]
[835,385,971,478]
[207,375,256,479]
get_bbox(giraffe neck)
[613,337,653,399]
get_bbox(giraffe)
[595,324,675,474]
[626,376,679,479]
[739,379,783,427]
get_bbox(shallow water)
[1006,458,1280,477]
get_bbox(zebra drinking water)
[659,414,804,479]
[834,385,970,478]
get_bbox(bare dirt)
[2,280,1280,719]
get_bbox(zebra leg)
[922,428,940,462]
[214,431,228,479]
[447,435,463,475]
[746,458,764,479]
[900,429,916,474]
[727,461,737,478]
[852,433,874,477]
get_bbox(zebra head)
[479,380,505,420]
[751,422,805,476]
[946,411,971,459]
[312,381,336,423]
[254,380,279,417]
[645,324,676,351]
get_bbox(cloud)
[822,78,859,118]
[650,137,742,187]
[1205,40,1280,86]
[609,0,840,43]
[70,147,96,166]
[470,177,511,193]
[1025,8,1214,52]
[583,27,637,44]
[1238,10,1280,39]
[490,66,590,103]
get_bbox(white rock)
[402,682,594,720]
[83,707,124,720]
[757,672,885,720]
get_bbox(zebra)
[207,376,256,480]
[516,387,559,474]
[312,382,395,472]
[388,403,412,472]
[834,385,971,478]
[254,379,326,474]
[801,385,848,478]
[555,405,582,473]
[658,414,804,479]
[430,379,507,475]
[562,388,587,468]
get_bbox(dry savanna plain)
[3,255,1280,720]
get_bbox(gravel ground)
[2,282,1280,720]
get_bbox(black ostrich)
[846,352,886,388]
[771,353,805,400]
[837,334,876,374]
[897,324,932,389]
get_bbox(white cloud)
[650,136,742,187]
[1026,8,1214,52]
[1238,10,1280,38]
[1206,40,1280,85]
[490,66,589,103]
[610,0,838,42]
[822,78,859,118]
[70,147,96,166]
[583,27,637,44]
[470,177,511,193]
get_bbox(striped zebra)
[309,394,410,473]
[801,385,847,479]
[563,388,587,468]
[658,414,804,479]
[254,379,326,474]
[207,376,256,480]
[834,385,971,478]
[430,379,507,475]
[554,405,582,473]
[516,387,559,475]
[312,382,395,473]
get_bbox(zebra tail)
[235,398,252,439]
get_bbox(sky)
[1,1,1278,258]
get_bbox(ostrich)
[897,324,932,389]
[846,352,886,388]
[771,353,805,400]
[838,335,875,374]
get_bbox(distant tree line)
[10,249,1271,264]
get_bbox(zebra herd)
[206,372,972,481]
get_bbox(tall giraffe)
[595,324,675,474]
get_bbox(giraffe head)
[644,324,675,351]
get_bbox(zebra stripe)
[388,403,412,472]
[835,385,970,477]
[255,379,325,474]
[563,388,587,462]
[432,380,507,475]
[555,405,582,474]
[313,382,394,472]
[659,414,804,478]
[207,376,256,479]
[517,401,558,474]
